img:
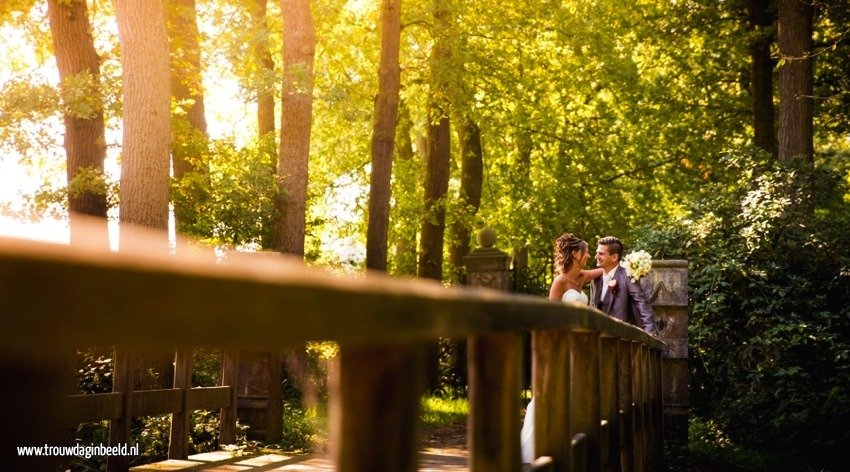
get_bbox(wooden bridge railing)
[0,227,663,472]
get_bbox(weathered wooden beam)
[600,336,619,472]
[532,328,571,471]
[529,455,554,472]
[131,388,182,417]
[632,343,647,472]
[651,349,664,471]
[571,331,601,471]
[572,433,588,472]
[219,350,239,444]
[468,332,522,471]
[0,235,663,356]
[187,386,232,411]
[64,392,123,424]
[107,348,132,472]
[169,348,191,459]
[333,343,425,472]
[618,340,634,472]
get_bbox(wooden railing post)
[168,348,192,459]
[533,329,571,470]
[219,349,239,444]
[571,331,601,471]
[107,347,133,472]
[630,342,645,472]
[618,340,634,472]
[600,336,620,472]
[468,333,522,471]
[463,227,520,471]
[333,343,426,472]
[650,349,664,470]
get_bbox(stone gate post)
[463,228,522,470]
[638,259,689,444]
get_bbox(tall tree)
[748,0,778,156]
[448,117,482,283]
[114,0,172,247]
[777,0,814,216]
[166,0,209,233]
[114,0,173,407]
[274,0,316,256]
[365,0,401,272]
[46,0,108,246]
[252,0,276,156]
[418,0,452,281]
[419,0,453,392]
[777,0,814,165]
[272,0,317,442]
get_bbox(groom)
[590,236,658,335]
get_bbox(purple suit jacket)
[590,266,658,335]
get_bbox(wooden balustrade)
[0,230,664,471]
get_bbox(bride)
[520,232,602,464]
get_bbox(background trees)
[1,0,848,468]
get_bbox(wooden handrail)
[0,236,662,354]
[0,233,664,472]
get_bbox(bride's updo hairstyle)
[554,232,587,275]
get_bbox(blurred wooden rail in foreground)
[0,229,663,471]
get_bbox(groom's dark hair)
[598,236,624,259]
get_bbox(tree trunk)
[748,0,777,156]
[418,1,451,282]
[253,0,277,163]
[115,0,172,244]
[271,0,317,440]
[448,117,482,284]
[46,0,108,247]
[778,0,814,166]
[419,0,453,392]
[274,0,316,257]
[778,0,814,218]
[114,0,174,388]
[365,0,402,272]
[166,0,209,234]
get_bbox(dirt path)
[131,422,471,471]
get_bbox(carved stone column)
[463,228,511,291]
[638,259,688,444]
[464,229,521,470]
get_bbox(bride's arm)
[579,268,604,285]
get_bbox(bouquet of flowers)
[621,250,652,282]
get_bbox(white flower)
[620,250,652,282]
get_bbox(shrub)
[635,149,850,471]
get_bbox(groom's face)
[596,244,619,272]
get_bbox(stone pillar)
[463,228,511,291]
[638,260,688,444]
[464,229,522,470]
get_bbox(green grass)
[421,394,469,428]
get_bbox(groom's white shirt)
[600,266,617,301]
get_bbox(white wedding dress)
[521,288,588,463]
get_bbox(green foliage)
[688,417,809,472]
[171,137,277,248]
[77,348,113,394]
[192,348,222,387]
[639,148,850,471]
[278,400,321,452]
[59,70,102,119]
